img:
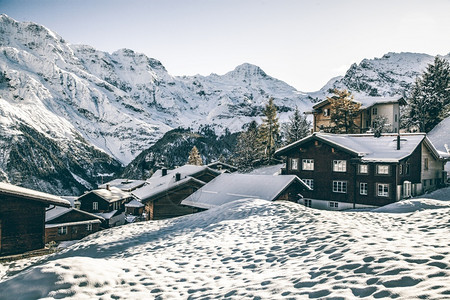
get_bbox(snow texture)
[1,187,450,299]
[0,182,70,207]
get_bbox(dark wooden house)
[181,173,311,210]
[275,132,448,210]
[0,183,70,256]
[132,165,221,220]
[45,207,103,243]
[77,186,133,228]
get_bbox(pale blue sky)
[1,0,449,92]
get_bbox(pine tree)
[258,97,280,163]
[283,106,311,144]
[187,146,203,165]
[407,56,450,132]
[326,89,361,134]
[372,115,389,136]
[233,121,262,170]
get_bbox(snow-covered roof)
[207,161,238,171]
[125,199,144,208]
[181,174,310,209]
[46,207,104,223]
[312,96,404,111]
[276,133,444,163]
[95,210,119,220]
[133,176,205,202]
[0,182,70,207]
[150,165,220,181]
[82,187,132,203]
[98,179,146,192]
[45,219,101,228]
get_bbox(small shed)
[125,199,145,216]
[0,182,70,256]
[181,174,311,210]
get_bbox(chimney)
[106,184,110,190]
[175,173,181,182]
[397,134,401,150]
[161,168,168,176]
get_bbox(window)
[333,160,347,172]
[424,158,429,170]
[58,226,67,235]
[372,107,378,115]
[86,224,93,231]
[303,179,314,190]
[112,201,120,210]
[359,164,368,174]
[377,184,389,197]
[329,201,339,208]
[290,158,299,170]
[403,181,411,198]
[399,164,403,175]
[93,202,98,211]
[323,108,330,117]
[394,114,398,122]
[304,199,312,208]
[333,181,347,193]
[302,159,314,171]
[360,183,368,195]
[377,165,389,175]
[405,164,410,175]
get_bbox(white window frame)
[377,183,389,197]
[304,199,312,207]
[302,159,314,171]
[291,158,299,170]
[377,165,389,175]
[329,201,339,208]
[403,181,411,198]
[333,181,347,193]
[93,202,98,211]
[372,107,378,115]
[58,226,67,235]
[359,164,368,174]
[360,182,368,195]
[303,179,314,190]
[333,160,347,172]
[323,108,329,117]
[112,201,119,210]
[86,224,93,231]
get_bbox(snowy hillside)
[1,191,450,299]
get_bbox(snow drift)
[1,193,450,299]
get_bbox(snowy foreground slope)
[1,191,450,299]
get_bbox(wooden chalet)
[77,186,133,228]
[45,206,103,243]
[132,165,221,220]
[181,173,311,210]
[0,182,70,256]
[310,96,406,133]
[275,132,449,210]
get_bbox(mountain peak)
[226,63,267,78]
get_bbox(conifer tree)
[187,146,203,165]
[233,121,262,170]
[326,89,360,134]
[406,56,450,132]
[283,106,311,144]
[258,97,280,163]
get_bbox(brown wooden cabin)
[0,182,70,256]
[45,207,103,243]
[275,132,448,210]
[77,186,133,228]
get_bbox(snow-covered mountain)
[0,14,449,194]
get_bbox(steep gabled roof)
[132,176,205,203]
[0,182,70,207]
[46,207,104,223]
[181,174,311,210]
[98,179,146,192]
[80,187,132,203]
[275,133,443,163]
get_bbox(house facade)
[45,208,103,243]
[78,187,133,228]
[132,165,221,220]
[0,183,70,256]
[275,133,448,210]
[311,96,406,133]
